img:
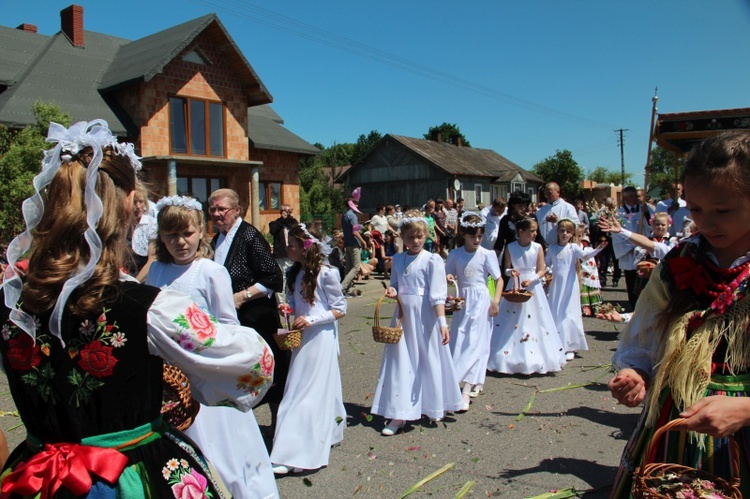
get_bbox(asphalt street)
[0,277,642,498]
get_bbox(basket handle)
[643,417,741,486]
[513,273,521,291]
[374,291,402,329]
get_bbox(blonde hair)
[399,209,428,237]
[652,212,671,226]
[154,205,213,263]
[556,219,577,245]
[22,147,136,316]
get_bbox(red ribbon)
[1,442,128,499]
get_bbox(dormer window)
[182,49,209,65]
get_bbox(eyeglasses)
[282,210,293,214]
[209,205,234,216]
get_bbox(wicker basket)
[632,418,741,498]
[502,275,533,303]
[372,292,403,344]
[161,363,200,431]
[273,328,303,350]
[444,279,465,313]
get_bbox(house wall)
[249,147,302,232]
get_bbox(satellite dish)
[453,179,461,191]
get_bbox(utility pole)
[615,128,629,185]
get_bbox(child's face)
[286,237,304,263]
[463,230,483,251]
[403,228,426,254]
[511,203,530,219]
[684,176,750,259]
[161,222,203,265]
[517,222,538,245]
[651,218,670,238]
[557,225,574,245]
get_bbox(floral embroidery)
[162,458,213,499]
[173,304,217,353]
[2,308,126,406]
[259,346,275,376]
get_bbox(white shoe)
[272,465,302,475]
[381,419,405,436]
[458,393,471,412]
[469,385,483,398]
[565,352,575,361]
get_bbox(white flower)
[110,332,127,348]
[162,467,171,479]
[166,458,180,471]
[79,320,95,337]
[1,324,11,340]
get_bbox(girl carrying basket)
[609,131,750,497]
[445,212,503,410]
[371,211,463,436]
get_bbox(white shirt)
[131,214,157,257]
[535,199,579,245]
[655,197,687,213]
[370,214,389,234]
[479,206,507,251]
[213,217,243,267]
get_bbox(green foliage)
[532,149,584,201]
[646,146,683,198]
[350,130,382,166]
[0,100,70,244]
[423,123,471,147]
[587,166,632,186]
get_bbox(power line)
[187,0,619,130]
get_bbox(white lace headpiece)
[556,217,576,226]
[398,216,428,230]
[459,211,486,228]
[156,195,202,213]
[298,223,332,258]
[2,120,141,344]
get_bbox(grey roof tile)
[248,107,320,155]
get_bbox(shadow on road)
[493,456,616,497]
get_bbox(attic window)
[182,50,209,65]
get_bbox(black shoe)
[612,280,619,287]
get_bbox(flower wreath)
[156,195,202,212]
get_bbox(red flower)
[670,256,709,296]
[259,347,275,376]
[711,289,735,315]
[78,340,117,378]
[6,334,41,371]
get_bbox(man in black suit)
[208,188,287,427]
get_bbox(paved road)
[0,278,641,498]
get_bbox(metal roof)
[248,105,320,155]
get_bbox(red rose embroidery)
[184,304,216,342]
[670,256,709,295]
[6,334,41,371]
[259,347,275,376]
[78,340,118,378]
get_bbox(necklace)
[403,251,424,276]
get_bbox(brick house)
[0,5,319,233]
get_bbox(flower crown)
[459,211,486,228]
[299,223,332,258]
[3,120,143,344]
[156,195,203,212]
[398,216,428,230]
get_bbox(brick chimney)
[16,24,38,33]
[61,5,84,47]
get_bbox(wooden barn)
[342,134,543,214]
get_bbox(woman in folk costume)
[609,131,750,497]
[146,196,278,499]
[445,212,503,410]
[0,120,273,497]
[270,224,347,475]
[371,211,464,436]
[545,219,607,360]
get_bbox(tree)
[532,149,584,201]
[587,166,632,186]
[350,130,382,166]
[0,100,70,244]
[423,123,471,147]
[646,146,684,198]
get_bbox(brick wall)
[250,147,301,231]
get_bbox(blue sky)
[3,0,749,186]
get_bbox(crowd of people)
[0,121,748,497]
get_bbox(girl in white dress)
[270,224,347,474]
[146,196,279,499]
[545,219,607,361]
[371,211,464,436]
[445,212,503,411]
[488,217,567,375]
